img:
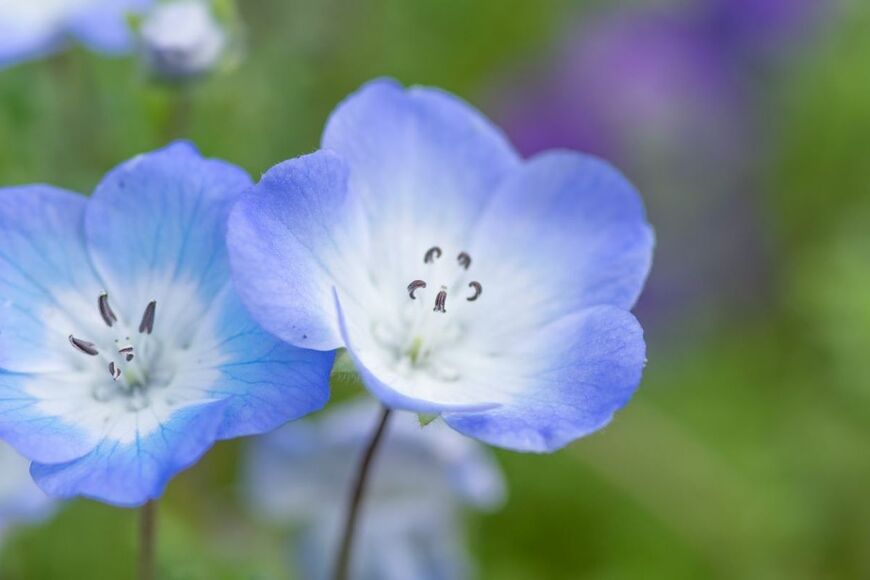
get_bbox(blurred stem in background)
[332,406,392,580]
[162,87,193,142]
[139,501,158,580]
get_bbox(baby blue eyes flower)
[140,0,227,81]
[0,142,333,507]
[228,78,654,452]
[244,401,505,580]
[0,0,151,69]
[0,442,55,545]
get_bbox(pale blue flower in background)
[0,442,55,547]
[228,78,653,453]
[0,142,333,507]
[140,0,227,81]
[244,400,506,580]
[0,0,151,69]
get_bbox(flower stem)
[139,501,158,580]
[162,87,193,142]
[332,405,392,580]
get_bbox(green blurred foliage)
[1,0,870,578]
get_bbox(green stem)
[139,501,158,580]
[332,406,392,580]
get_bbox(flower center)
[68,293,173,411]
[365,245,486,382]
[405,246,482,313]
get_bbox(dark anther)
[98,293,117,327]
[118,345,135,362]
[457,252,472,270]
[467,281,482,302]
[139,300,157,334]
[407,280,427,300]
[424,246,442,264]
[69,335,99,356]
[434,288,447,313]
[109,362,121,381]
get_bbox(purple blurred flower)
[496,8,770,339]
[702,0,821,54]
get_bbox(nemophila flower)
[244,401,505,580]
[140,0,228,82]
[0,442,55,546]
[0,142,333,507]
[228,79,654,452]
[0,0,151,69]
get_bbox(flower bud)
[140,0,226,81]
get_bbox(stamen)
[434,287,447,313]
[139,300,157,334]
[424,246,442,264]
[407,280,427,300]
[118,345,135,362]
[98,293,117,327]
[457,252,472,270]
[108,362,121,381]
[467,281,482,302]
[69,335,99,356]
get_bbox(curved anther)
[139,300,157,334]
[98,293,117,327]
[467,281,482,302]
[457,252,472,270]
[108,362,122,381]
[69,335,99,356]
[434,288,448,313]
[424,246,442,264]
[407,280,427,300]
[118,345,135,362]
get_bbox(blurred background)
[1,0,869,578]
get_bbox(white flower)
[140,0,227,80]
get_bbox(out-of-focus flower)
[0,0,151,69]
[496,9,767,339]
[244,400,506,580]
[0,442,55,545]
[0,142,333,507]
[228,78,653,453]
[702,0,821,55]
[140,0,228,82]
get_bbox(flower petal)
[443,306,646,452]
[30,399,228,507]
[84,141,252,326]
[322,77,520,250]
[190,285,335,439]
[0,185,105,373]
[0,23,59,69]
[0,371,102,464]
[470,150,654,326]
[227,150,368,351]
[68,0,149,54]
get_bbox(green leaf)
[417,413,439,427]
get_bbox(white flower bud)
[140,0,226,81]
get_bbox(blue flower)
[0,0,151,69]
[0,142,333,507]
[244,400,505,580]
[0,442,56,545]
[228,79,654,452]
